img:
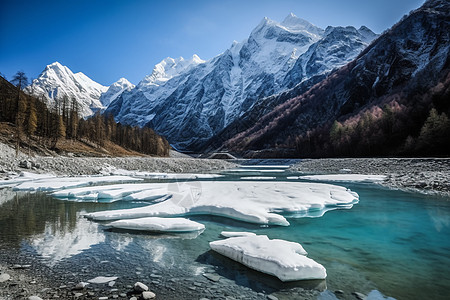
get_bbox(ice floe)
[298,174,387,183]
[108,217,205,232]
[84,181,359,226]
[52,183,169,202]
[240,177,276,180]
[101,166,223,180]
[220,231,257,238]
[210,235,326,281]
[0,172,56,188]
[12,175,142,192]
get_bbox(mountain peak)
[280,13,322,33]
[28,62,107,117]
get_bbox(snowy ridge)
[26,62,108,117]
[99,77,135,107]
[107,14,376,150]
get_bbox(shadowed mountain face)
[105,14,376,150]
[223,0,450,157]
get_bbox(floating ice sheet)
[101,167,224,180]
[220,231,257,238]
[210,235,326,281]
[85,181,359,226]
[299,174,387,183]
[52,183,173,203]
[13,175,142,192]
[108,217,205,232]
[0,172,56,188]
[240,177,276,180]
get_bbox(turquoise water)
[0,169,449,299]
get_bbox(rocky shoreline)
[0,143,237,178]
[290,158,450,197]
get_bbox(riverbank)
[0,143,237,178]
[290,158,450,196]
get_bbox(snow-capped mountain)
[223,0,450,157]
[99,78,135,107]
[107,13,376,150]
[26,62,108,117]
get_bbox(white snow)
[99,77,135,106]
[108,217,205,232]
[0,172,56,188]
[52,183,168,202]
[220,231,257,238]
[240,177,276,180]
[210,235,326,281]
[101,166,223,180]
[240,165,290,169]
[87,276,118,284]
[26,62,108,117]
[13,175,142,192]
[84,181,359,226]
[300,174,387,183]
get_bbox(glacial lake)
[0,165,449,300]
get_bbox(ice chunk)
[210,235,326,281]
[13,175,142,192]
[108,217,205,232]
[85,181,359,226]
[220,231,256,238]
[301,174,387,183]
[240,177,276,180]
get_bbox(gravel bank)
[290,158,450,196]
[0,143,237,178]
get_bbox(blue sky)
[0,0,426,86]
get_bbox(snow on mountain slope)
[26,62,108,117]
[107,14,376,150]
[99,78,135,107]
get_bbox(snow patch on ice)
[220,231,257,238]
[301,174,387,183]
[13,175,142,192]
[84,181,359,226]
[108,217,205,232]
[100,166,224,180]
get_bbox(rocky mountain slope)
[107,14,377,150]
[224,0,450,157]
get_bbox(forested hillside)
[225,0,450,158]
[0,75,170,157]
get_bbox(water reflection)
[30,214,105,265]
[0,188,16,206]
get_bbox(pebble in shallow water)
[134,281,149,292]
